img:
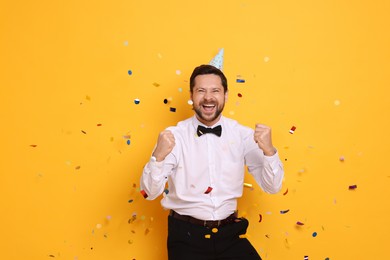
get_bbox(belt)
[169,210,238,229]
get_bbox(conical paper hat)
[209,48,224,71]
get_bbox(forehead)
[193,74,223,89]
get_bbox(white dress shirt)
[140,115,284,220]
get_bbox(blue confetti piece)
[127,140,131,145]
[312,232,317,237]
[170,107,176,112]
[164,189,169,194]
[128,70,132,75]
[134,98,140,104]
[236,79,245,83]
[280,209,290,214]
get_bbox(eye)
[197,89,205,93]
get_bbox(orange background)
[1,0,389,259]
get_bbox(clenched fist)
[254,124,276,156]
[152,130,176,162]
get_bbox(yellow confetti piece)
[243,183,253,188]
[86,95,91,101]
[211,228,218,233]
[153,82,160,87]
[239,234,247,239]
[205,234,211,239]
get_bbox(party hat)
[209,48,224,71]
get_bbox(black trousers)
[167,216,262,260]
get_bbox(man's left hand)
[254,124,276,156]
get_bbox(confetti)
[205,234,211,239]
[30,144,37,147]
[128,199,134,203]
[243,183,253,188]
[238,93,243,97]
[258,214,262,222]
[236,79,245,83]
[334,100,341,106]
[188,100,193,105]
[349,184,357,190]
[81,130,87,134]
[49,255,56,258]
[163,99,168,104]
[128,213,137,223]
[280,209,290,214]
[75,166,81,170]
[140,190,148,198]
[289,126,296,134]
[312,232,317,237]
[211,228,218,233]
[127,140,131,145]
[163,189,169,195]
[128,70,133,75]
[204,187,213,194]
[134,99,140,105]
[339,156,345,162]
[153,82,160,87]
[296,221,305,225]
[283,188,289,195]
[239,234,247,238]
[170,107,176,112]
[264,56,270,62]
[86,95,91,101]
[97,123,102,126]
[304,256,309,260]
[176,70,181,75]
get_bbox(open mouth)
[202,104,216,113]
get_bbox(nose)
[203,90,213,100]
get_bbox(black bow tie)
[197,125,222,137]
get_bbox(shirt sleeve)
[140,131,179,200]
[243,129,284,194]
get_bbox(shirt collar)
[192,115,223,130]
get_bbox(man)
[140,64,284,259]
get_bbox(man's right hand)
[152,130,176,162]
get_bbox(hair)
[189,64,228,93]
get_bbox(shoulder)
[222,116,253,137]
[166,117,193,136]
[223,116,252,132]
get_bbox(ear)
[225,91,228,102]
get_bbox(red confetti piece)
[238,93,242,97]
[289,126,296,134]
[140,190,148,198]
[283,188,289,195]
[204,186,213,194]
[97,123,102,126]
[259,214,262,222]
[296,221,305,225]
[349,184,357,190]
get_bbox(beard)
[193,100,225,124]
